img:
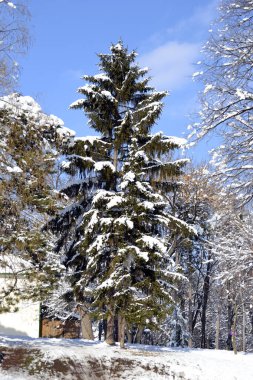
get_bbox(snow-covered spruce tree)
[189,0,253,205]
[50,41,194,347]
[0,93,74,312]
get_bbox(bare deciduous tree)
[0,0,30,93]
[189,0,253,205]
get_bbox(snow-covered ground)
[0,336,252,380]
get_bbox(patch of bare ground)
[0,345,188,380]
[128,349,161,357]
[86,356,172,379]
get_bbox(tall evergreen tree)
[50,42,195,347]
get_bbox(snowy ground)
[0,336,252,380]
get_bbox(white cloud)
[139,41,201,91]
[138,1,219,91]
[166,0,219,36]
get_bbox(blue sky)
[19,0,219,161]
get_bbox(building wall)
[41,318,80,339]
[0,276,40,338]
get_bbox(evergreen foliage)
[50,41,194,339]
[0,93,74,311]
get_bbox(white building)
[0,256,41,338]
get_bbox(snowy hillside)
[0,337,252,380]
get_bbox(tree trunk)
[215,304,221,350]
[98,320,103,341]
[232,304,238,355]
[135,327,143,344]
[113,147,118,172]
[126,324,132,343]
[201,261,211,348]
[106,313,115,345]
[227,294,234,351]
[119,315,126,348]
[98,319,107,341]
[242,302,246,352]
[115,316,119,342]
[240,286,246,352]
[188,278,193,348]
[77,305,94,340]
